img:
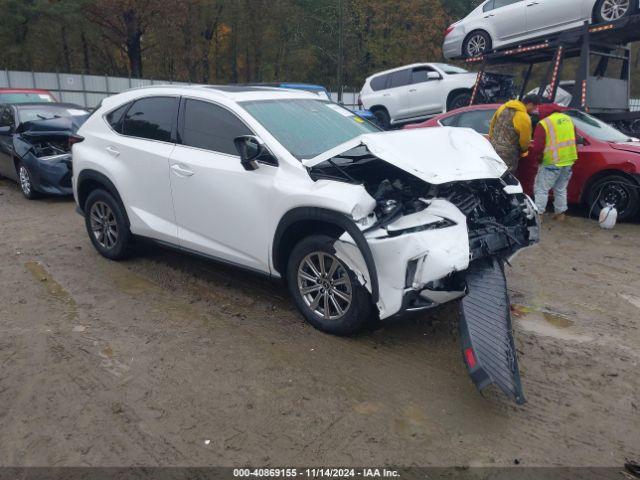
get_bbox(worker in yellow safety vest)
[528,103,578,221]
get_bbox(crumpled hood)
[17,115,89,138]
[302,128,508,184]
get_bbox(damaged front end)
[13,117,84,196]
[305,128,539,403]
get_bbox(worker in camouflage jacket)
[489,95,540,172]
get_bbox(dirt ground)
[0,178,639,468]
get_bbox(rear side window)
[370,75,388,92]
[483,0,495,11]
[439,115,459,127]
[389,69,411,89]
[0,106,14,127]
[105,103,130,133]
[181,99,251,155]
[122,96,178,142]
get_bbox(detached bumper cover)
[459,257,525,405]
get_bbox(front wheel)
[84,189,132,260]
[286,235,375,336]
[587,174,640,221]
[18,162,39,200]
[594,0,631,23]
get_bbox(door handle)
[526,1,539,6]
[106,146,120,157]
[170,163,194,177]
[484,14,495,17]
[409,89,418,92]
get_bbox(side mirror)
[0,125,12,135]
[234,135,264,171]
[427,71,441,81]
[576,136,588,146]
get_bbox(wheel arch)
[446,88,473,111]
[76,169,127,223]
[581,168,640,203]
[463,29,492,55]
[272,207,380,303]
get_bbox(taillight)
[464,347,477,369]
[68,135,84,149]
[444,25,455,37]
[357,94,363,109]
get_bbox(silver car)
[443,0,637,59]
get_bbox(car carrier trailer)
[466,12,640,136]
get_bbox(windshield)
[566,110,630,143]
[433,63,468,75]
[0,92,55,104]
[18,106,89,124]
[241,99,379,159]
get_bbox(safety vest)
[540,112,578,167]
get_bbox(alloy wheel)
[19,166,32,196]
[600,0,630,21]
[89,201,119,249]
[297,252,353,321]
[466,34,487,57]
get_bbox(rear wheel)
[84,189,132,260]
[18,162,39,200]
[286,235,374,336]
[587,174,640,221]
[463,30,492,58]
[371,107,390,130]
[448,92,472,111]
[594,0,631,23]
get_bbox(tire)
[448,92,472,111]
[463,30,492,58]
[587,174,640,221]
[594,0,631,23]
[371,108,391,130]
[286,234,375,336]
[84,189,132,260]
[18,161,39,200]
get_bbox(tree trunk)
[122,9,143,78]
[80,30,91,73]
[61,25,72,72]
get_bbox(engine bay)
[309,146,537,261]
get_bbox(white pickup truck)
[358,63,478,129]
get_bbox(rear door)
[486,0,527,42]
[383,69,412,120]
[459,258,526,404]
[108,96,179,243]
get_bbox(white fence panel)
[83,75,108,93]
[33,72,59,90]
[8,71,35,88]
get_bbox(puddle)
[26,261,78,322]
[110,267,158,295]
[511,304,591,342]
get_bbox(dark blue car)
[243,82,380,127]
[0,103,89,199]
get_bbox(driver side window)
[485,0,522,11]
[0,107,14,128]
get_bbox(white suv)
[359,63,478,129]
[72,85,539,401]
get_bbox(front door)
[169,98,277,273]
[525,0,585,36]
[405,67,444,117]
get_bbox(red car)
[405,104,640,220]
[0,88,57,104]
